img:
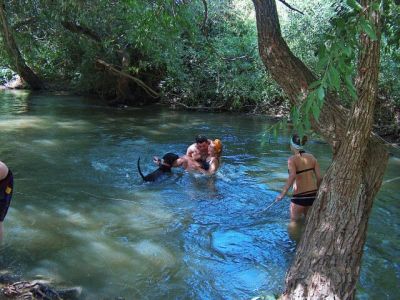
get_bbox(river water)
[0,91,398,299]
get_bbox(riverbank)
[1,85,398,146]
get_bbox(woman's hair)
[291,134,308,146]
[212,139,223,156]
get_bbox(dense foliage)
[0,0,398,116]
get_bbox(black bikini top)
[296,167,315,174]
[287,151,314,174]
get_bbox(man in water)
[0,160,13,241]
[186,135,212,170]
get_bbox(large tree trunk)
[0,1,43,90]
[252,0,389,299]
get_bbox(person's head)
[290,134,307,153]
[209,139,223,157]
[162,153,179,166]
[195,134,209,153]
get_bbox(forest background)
[0,0,399,143]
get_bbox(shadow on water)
[0,91,399,299]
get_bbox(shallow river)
[0,91,398,299]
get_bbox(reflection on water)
[0,90,399,299]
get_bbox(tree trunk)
[0,1,43,90]
[115,49,133,105]
[252,0,389,298]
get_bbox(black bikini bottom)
[291,190,317,207]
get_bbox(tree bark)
[252,0,389,299]
[0,1,43,90]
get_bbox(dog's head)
[162,153,179,166]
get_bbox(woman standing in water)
[275,135,322,232]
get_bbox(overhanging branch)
[61,20,102,43]
[95,59,159,98]
[278,0,304,15]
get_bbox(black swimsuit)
[291,189,318,207]
[200,160,210,171]
[0,170,13,222]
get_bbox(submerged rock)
[0,277,82,300]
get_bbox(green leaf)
[304,115,311,132]
[338,59,347,73]
[308,80,321,90]
[371,2,380,11]
[291,107,299,124]
[360,19,378,41]
[328,66,341,91]
[311,102,321,121]
[341,44,352,57]
[317,86,325,102]
[346,0,362,11]
[297,123,304,139]
[344,74,357,99]
[305,92,315,114]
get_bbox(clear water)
[0,90,398,299]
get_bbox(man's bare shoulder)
[186,143,197,152]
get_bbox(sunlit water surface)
[0,91,398,299]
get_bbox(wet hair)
[213,139,223,155]
[291,134,308,146]
[162,153,179,165]
[195,134,208,144]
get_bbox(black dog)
[137,153,179,182]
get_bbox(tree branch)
[171,100,225,111]
[201,0,208,36]
[61,20,102,43]
[95,59,159,98]
[278,0,304,15]
[12,17,37,31]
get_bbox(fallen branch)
[171,100,225,110]
[96,59,159,98]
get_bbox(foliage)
[277,0,400,136]
[0,0,398,115]
[162,0,283,110]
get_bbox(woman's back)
[291,152,318,195]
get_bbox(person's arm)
[276,158,296,201]
[186,144,195,157]
[314,159,322,188]
[173,156,186,168]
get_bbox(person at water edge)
[0,160,13,241]
[186,135,212,169]
[275,135,322,223]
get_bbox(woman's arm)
[275,158,296,201]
